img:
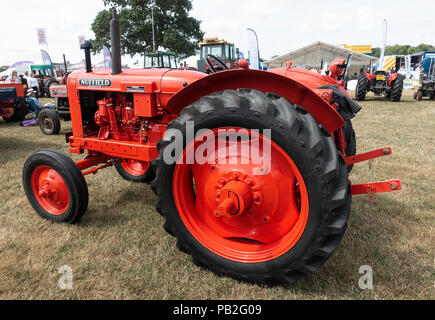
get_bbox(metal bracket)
[351,179,402,195]
[346,147,392,166]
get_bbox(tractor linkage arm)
[347,147,402,196]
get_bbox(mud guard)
[166,69,345,133]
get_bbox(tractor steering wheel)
[205,54,229,74]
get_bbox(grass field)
[0,91,433,300]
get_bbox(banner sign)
[36,28,47,45]
[377,19,388,71]
[40,50,53,66]
[247,28,260,70]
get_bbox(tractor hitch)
[351,179,402,195]
[345,147,392,165]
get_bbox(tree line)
[372,44,435,57]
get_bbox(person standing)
[7,70,20,83]
[27,71,40,94]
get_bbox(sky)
[1,0,434,68]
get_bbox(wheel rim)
[31,165,69,215]
[40,115,54,133]
[173,128,309,263]
[120,160,150,176]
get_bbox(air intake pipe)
[111,9,122,75]
[80,40,94,73]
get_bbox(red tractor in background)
[355,57,405,101]
[22,11,401,286]
[37,73,71,135]
[0,82,29,122]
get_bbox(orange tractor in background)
[0,82,29,122]
[22,11,401,285]
[197,37,238,73]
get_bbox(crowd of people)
[0,70,40,93]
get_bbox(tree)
[372,44,435,57]
[0,65,9,73]
[91,0,204,60]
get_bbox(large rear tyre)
[38,109,61,135]
[355,74,368,101]
[44,79,60,97]
[390,75,404,102]
[152,89,351,285]
[114,160,154,183]
[23,150,88,224]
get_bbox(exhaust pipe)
[111,9,122,75]
[80,40,94,73]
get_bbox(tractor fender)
[388,72,398,86]
[166,69,345,133]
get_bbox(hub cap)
[31,165,69,215]
[121,160,150,176]
[173,128,309,263]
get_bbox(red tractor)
[0,82,29,122]
[355,59,405,101]
[22,11,401,285]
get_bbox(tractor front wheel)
[38,109,61,135]
[152,89,351,285]
[114,159,154,183]
[23,150,88,223]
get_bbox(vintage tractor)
[38,73,72,135]
[414,57,435,101]
[31,64,61,98]
[355,56,405,101]
[0,82,29,122]
[197,37,238,73]
[144,51,178,69]
[22,11,401,285]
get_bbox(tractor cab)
[197,37,237,73]
[31,64,59,78]
[144,51,177,69]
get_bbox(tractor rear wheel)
[152,89,351,285]
[390,75,404,101]
[355,74,368,101]
[114,160,154,183]
[38,109,61,135]
[44,79,60,97]
[23,150,88,223]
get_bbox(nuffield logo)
[79,78,112,87]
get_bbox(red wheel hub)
[31,166,69,215]
[121,160,150,176]
[173,128,309,263]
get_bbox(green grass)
[0,92,433,299]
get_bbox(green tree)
[372,44,435,57]
[91,0,204,59]
[0,65,9,73]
